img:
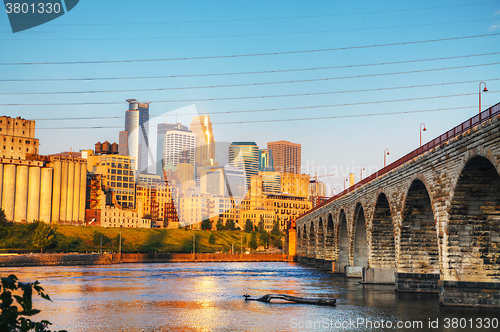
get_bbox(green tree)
[31,222,57,253]
[162,217,169,229]
[258,216,265,233]
[271,219,281,237]
[201,218,212,230]
[249,231,258,250]
[225,219,236,231]
[259,231,269,248]
[244,219,253,233]
[0,208,7,227]
[273,236,283,249]
[216,219,225,230]
[0,274,66,332]
[208,233,216,245]
[92,231,111,247]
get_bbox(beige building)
[0,116,86,224]
[136,183,177,225]
[0,158,51,223]
[281,172,310,198]
[45,155,87,225]
[83,150,136,208]
[101,206,150,228]
[86,173,151,229]
[0,116,39,160]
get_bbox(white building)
[157,123,196,180]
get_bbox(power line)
[2,80,499,107]
[2,63,498,96]
[4,1,494,26]
[22,91,500,126]
[1,33,498,66]
[214,106,482,125]
[32,105,481,129]
[2,18,494,42]
[2,52,497,82]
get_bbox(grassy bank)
[0,224,254,254]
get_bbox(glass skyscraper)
[228,142,259,190]
[119,99,150,175]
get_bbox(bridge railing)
[299,101,500,219]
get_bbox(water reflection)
[1,262,498,331]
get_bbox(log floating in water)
[243,294,336,306]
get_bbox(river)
[2,262,498,331]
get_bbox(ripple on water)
[4,262,499,331]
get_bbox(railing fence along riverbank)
[0,252,290,267]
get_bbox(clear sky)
[1,0,499,194]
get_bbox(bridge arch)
[308,222,316,258]
[338,209,349,269]
[316,217,325,260]
[371,193,395,268]
[325,213,335,261]
[447,156,500,281]
[301,225,308,257]
[399,179,439,273]
[296,226,302,256]
[353,203,368,267]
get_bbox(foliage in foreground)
[0,275,66,332]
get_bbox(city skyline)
[0,0,499,195]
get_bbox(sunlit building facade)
[267,140,301,173]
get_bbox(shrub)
[0,274,66,331]
[208,233,216,245]
[31,222,57,253]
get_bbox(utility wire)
[2,63,498,95]
[2,52,497,82]
[32,105,482,129]
[1,33,498,66]
[2,18,494,41]
[19,91,500,125]
[2,80,499,106]
[5,1,494,26]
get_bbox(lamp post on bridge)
[360,165,365,181]
[420,123,427,147]
[479,82,488,115]
[343,178,348,191]
[384,149,390,168]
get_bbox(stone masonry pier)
[295,103,500,308]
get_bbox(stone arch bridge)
[294,102,500,308]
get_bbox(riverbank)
[0,252,290,267]
[0,224,282,253]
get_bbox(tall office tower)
[119,99,150,175]
[228,142,259,190]
[267,140,301,173]
[156,123,189,177]
[259,149,274,171]
[190,116,215,166]
[190,116,218,186]
[157,123,196,181]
